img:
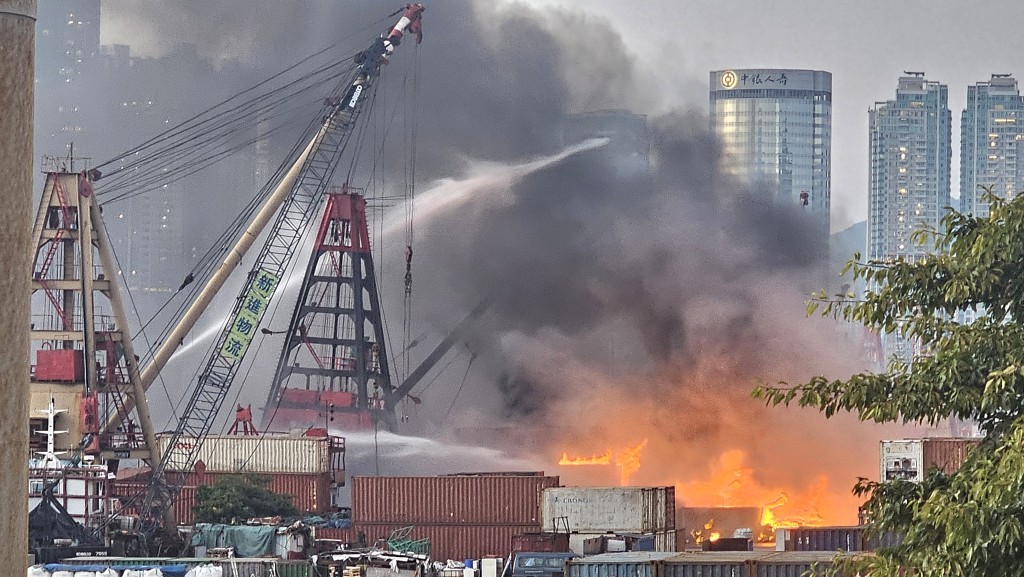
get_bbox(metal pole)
[0,0,35,570]
[91,196,161,465]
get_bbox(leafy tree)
[754,191,1024,575]
[192,474,299,524]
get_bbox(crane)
[129,3,426,536]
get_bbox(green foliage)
[752,190,1024,575]
[192,474,299,524]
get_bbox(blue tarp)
[43,563,188,577]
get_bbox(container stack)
[111,433,345,524]
[350,473,561,561]
[539,487,678,555]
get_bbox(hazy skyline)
[100,0,1024,230]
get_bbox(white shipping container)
[158,434,331,474]
[542,487,674,533]
[880,438,978,483]
[881,440,923,482]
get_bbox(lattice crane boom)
[137,4,426,530]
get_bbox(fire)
[678,449,835,540]
[558,439,649,485]
[615,439,648,485]
[691,519,721,545]
[558,449,612,466]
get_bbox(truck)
[502,552,578,577]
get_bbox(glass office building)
[960,74,1024,217]
[709,68,832,232]
[868,73,951,262]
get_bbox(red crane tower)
[263,186,393,431]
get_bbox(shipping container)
[862,529,903,550]
[541,487,675,533]
[880,438,978,482]
[354,523,541,561]
[663,552,751,577]
[569,531,675,556]
[35,348,85,382]
[754,552,841,577]
[352,475,559,525]
[512,532,571,553]
[157,433,341,474]
[568,552,676,577]
[774,526,862,552]
[569,552,845,577]
[112,471,333,525]
[315,526,361,544]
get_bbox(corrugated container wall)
[352,475,559,525]
[569,531,676,556]
[355,523,539,562]
[512,533,571,553]
[158,434,332,474]
[880,438,978,482]
[568,552,676,577]
[665,557,749,577]
[541,487,675,533]
[113,472,331,525]
[774,527,863,552]
[754,553,840,577]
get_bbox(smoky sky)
[57,0,915,495]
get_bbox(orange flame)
[615,439,649,485]
[678,450,834,540]
[558,449,612,466]
[557,439,649,486]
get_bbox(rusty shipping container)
[352,474,559,525]
[541,487,675,533]
[512,532,571,553]
[355,523,541,561]
[880,438,978,482]
[113,472,332,525]
[157,433,343,474]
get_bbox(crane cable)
[400,44,421,422]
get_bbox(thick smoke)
[92,0,909,520]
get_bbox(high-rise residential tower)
[709,68,832,232]
[960,74,1024,217]
[868,73,951,262]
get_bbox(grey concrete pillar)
[0,0,36,570]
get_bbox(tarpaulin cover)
[29,485,95,547]
[41,564,187,577]
[190,523,276,557]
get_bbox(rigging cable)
[401,44,421,420]
[441,353,477,426]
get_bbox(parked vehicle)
[503,552,578,577]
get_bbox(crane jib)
[348,85,364,109]
[132,3,427,536]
